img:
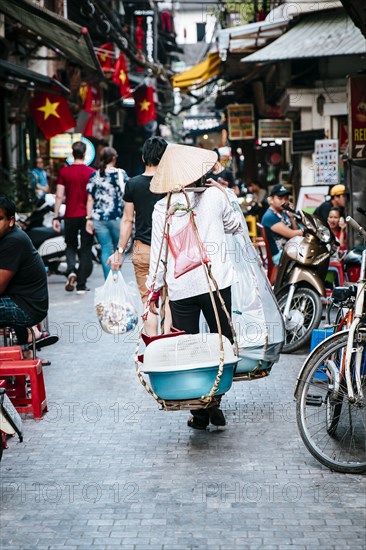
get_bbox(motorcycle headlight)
[317,224,331,243]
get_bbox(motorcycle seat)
[331,285,357,304]
[343,247,363,267]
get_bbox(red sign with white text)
[348,75,366,160]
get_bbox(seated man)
[0,196,55,354]
[314,184,347,223]
[246,180,268,219]
[261,184,303,266]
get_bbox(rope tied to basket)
[135,189,238,410]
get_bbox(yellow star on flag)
[119,70,127,85]
[37,97,61,120]
[140,99,151,112]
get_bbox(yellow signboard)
[49,133,82,158]
[258,119,293,140]
[227,104,255,140]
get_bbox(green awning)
[0,0,102,77]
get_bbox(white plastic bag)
[225,189,285,362]
[94,271,138,335]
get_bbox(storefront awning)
[0,0,102,77]
[0,60,70,95]
[172,52,221,90]
[217,18,290,58]
[242,9,366,62]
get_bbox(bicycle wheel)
[296,330,366,474]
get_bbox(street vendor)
[146,145,243,430]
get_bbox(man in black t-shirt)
[108,137,167,335]
[0,196,49,348]
[314,184,347,223]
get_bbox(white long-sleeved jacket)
[147,186,243,301]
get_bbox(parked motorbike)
[274,204,335,353]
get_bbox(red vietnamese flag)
[97,42,114,71]
[112,53,131,98]
[133,85,156,126]
[29,92,75,139]
[82,84,102,138]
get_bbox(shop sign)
[50,133,80,158]
[227,104,254,140]
[348,75,366,159]
[292,129,325,154]
[258,119,292,140]
[134,9,156,68]
[50,134,95,166]
[183,115,222,132]
[314,139,339,185]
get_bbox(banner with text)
[258,119,292,140]
[314,139,339,185]
[227,104,255,140]
[348,75,366,160]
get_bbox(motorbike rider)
[261,184,303,266]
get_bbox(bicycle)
[325,284,356,332]
[294,216,366,474]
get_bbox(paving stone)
[1,262,365,549]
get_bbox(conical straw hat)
[150,144,218,194]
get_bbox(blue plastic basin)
[235,357,271,374]
[146,363,236,400]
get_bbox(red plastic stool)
[0,359,47,419]
[0,346,23,360]
[0,347,25,399]
[328,260,345,286]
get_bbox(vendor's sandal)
[187,416,209,430]
[209,406,226,426]
[41,359,51,366]
[28,334,59,351]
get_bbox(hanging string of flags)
[29,42,158,138]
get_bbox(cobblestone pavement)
[1,257,365,550]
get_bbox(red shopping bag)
[166,217,210,278]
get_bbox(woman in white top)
[147,144,243,430]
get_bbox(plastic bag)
[225,189,285,363]
[167,217,210,279]
[94,271,138,334]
